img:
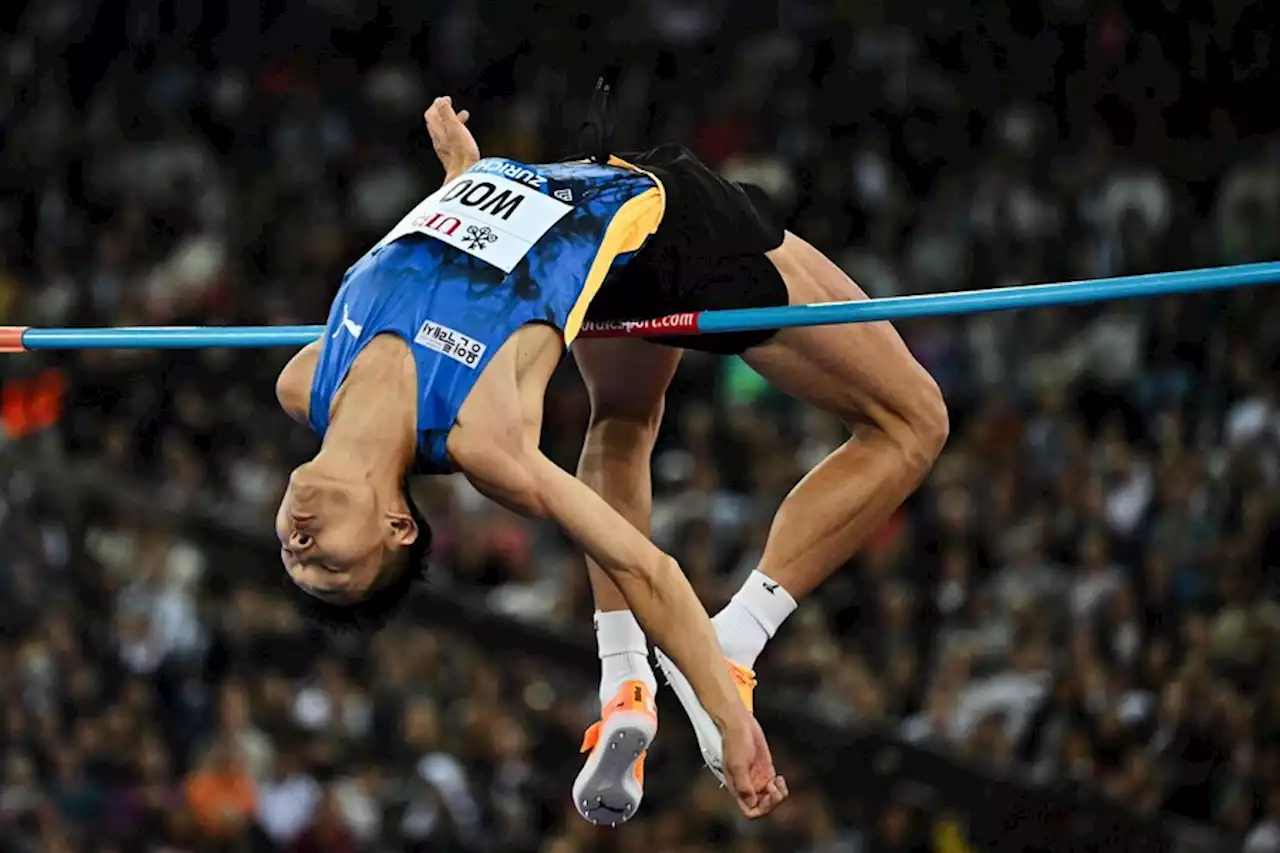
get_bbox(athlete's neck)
[315,336,417,481]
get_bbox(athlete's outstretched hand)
[721,713,789,819]
[425,96,480,181]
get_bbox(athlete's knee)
[849,366,947,474]
[891,370,949,471]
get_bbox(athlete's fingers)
[739,776,787,819]
[425,97,468,135]
[765,776,786,808]
[425,97,452,123]
[737,789,771,818]
[426,116,446,148]
[425,102,444,133]
[737,791,777,819]
[756,778,781,810]
[426,105,457,147]
[430,111,467,146]
[438,97,462,125]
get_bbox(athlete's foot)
[652,649,756,785]
[573,679,657,827]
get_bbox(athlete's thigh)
[574,338,682,419]
[744,232,941,430]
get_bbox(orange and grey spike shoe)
[652,649,756,784]
[572,679,658,827]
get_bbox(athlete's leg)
[575,336,682,694]
[749,232,947,587]
[656,234,946,778]
[719,232,948,666]
[574,339,681,607]
[570,337,682,825]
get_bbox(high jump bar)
[2,261,1277,352]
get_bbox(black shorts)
[585,145,789,355]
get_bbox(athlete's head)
[276,460,431,633]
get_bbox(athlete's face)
[276,463,390,602]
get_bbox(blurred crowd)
[2,0,1280,850]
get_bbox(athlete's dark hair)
[286,484,432,635]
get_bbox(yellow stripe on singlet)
[562,156,667,345]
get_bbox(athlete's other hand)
[425,96,480,181]
[721,714,788,819]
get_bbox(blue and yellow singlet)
[307,156,665,471]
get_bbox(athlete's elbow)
[500,471,549,519]
[514,487,548,519]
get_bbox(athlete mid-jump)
[273,96,945,826]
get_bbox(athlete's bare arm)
[448,324,785,818]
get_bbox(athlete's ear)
[387,510,419,548]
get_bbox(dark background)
[0,0,1278,851]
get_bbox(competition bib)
[377,161,573,274]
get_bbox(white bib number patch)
[377,164,572,273]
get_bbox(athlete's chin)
[283,477,355,523]
[288,464,347,498]
[295,574,363,603]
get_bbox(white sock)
[712,571,798,669]
[594,610,657,707]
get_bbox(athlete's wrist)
[444,158,479,183]
[711,704,752,737]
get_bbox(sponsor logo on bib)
[377,165,572,273]
[412,212,462,236]
[461,225,498,251]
